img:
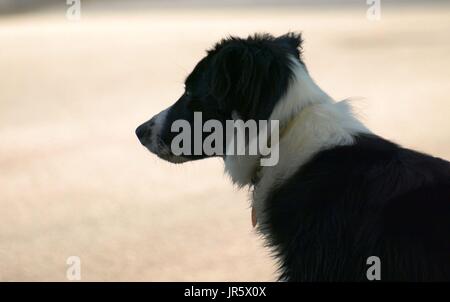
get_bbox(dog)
[136,33,450,281]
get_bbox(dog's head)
[135,33,303,164]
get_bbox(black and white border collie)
[136,33,450,281]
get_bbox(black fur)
[263,134,450,281]
[206,33,303,121]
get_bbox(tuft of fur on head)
[208,32,303,58]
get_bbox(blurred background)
[0,0,449,281]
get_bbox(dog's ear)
[209,46,236,113]
[210,44,288,121]
[275,32,303,58]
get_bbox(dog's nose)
[135,123,152,144]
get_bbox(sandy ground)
[0,5,449,281]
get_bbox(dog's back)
[262,134,450,281]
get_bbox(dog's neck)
[224,59,370,226]
[248,109,308,186]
